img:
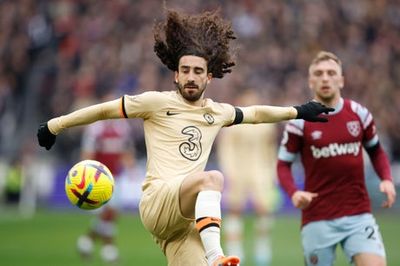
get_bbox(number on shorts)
[365,226,376,240]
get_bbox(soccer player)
[37,9,333,266]
[76,92,136,264]
[277,51,396,266]
[217,90,278,266]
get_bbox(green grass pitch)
[0,209,398,266]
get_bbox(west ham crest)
[311,130,322,140]
[347,121,361,137]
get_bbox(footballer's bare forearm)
[241,105,297,124]
[48,99,123,135]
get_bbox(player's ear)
[340,75,344,89]
[308,77,314,90]
[207,73,212,84]
[174,71,179,84]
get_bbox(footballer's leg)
[251,175,277,266]
[98,206,119,263]
[77,206,119,263]
[253,214,273,266]
[76,234,94,260]
[342,214,386,266]
[180,170,240,266]
[301,221,338,266]
[224,213,244,263]
[352,253,386,266]
[224,172,246,264]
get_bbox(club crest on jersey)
[203,113,214,125]
[347,121,361,137]
[311,130,322,140]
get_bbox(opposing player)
[217,90,278,266]
[37,9,333,266]
[277,51,396,266]
[76,92,136,264]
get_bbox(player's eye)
[328,70,337,76]
[313,70,323,77]
[194,68,204,74]
[180,66,190,73]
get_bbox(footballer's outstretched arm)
[239,101,334,124]
[240,105,297,124]
[37,98,123,150]
[47,99,123,135]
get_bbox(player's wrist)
[290,106,298,119]
[381,177,393,182]
[289,189,299,198]
[48,117,62,135]
[293,104,309,120]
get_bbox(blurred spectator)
[0,0,399,170]
[4,157,24,204]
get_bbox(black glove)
[37,122,56,150]
[294,101,335,122]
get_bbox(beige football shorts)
[139,177,207,266]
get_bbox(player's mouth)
[320,85,331,91]
[184,85,199,90]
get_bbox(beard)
[176,82,206,102]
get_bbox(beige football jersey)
[217,123,279,209]
[217,123,278,179]
[123,90,236,189]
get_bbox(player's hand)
[380,180,396,208]
[294,101,335,122]
[37,122,56,150]
[291,191,318,209]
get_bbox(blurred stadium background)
[0,0,399,265]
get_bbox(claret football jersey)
[121,90,237,189]
[81,120,132,176]
[278,98,379,226]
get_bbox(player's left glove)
[37,122,56,150]
[294,101,335,122]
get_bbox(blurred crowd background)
[0,0,399,212]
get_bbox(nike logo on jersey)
[166,110,180,116]
[310,141,361,159]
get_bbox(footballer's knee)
[200,170,224,191]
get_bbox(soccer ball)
[65,160,114,210]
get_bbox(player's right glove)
[37,122,56,150]
[294,101,335,122]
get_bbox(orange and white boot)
[212,255,240,266]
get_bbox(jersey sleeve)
[350,100,378,148]
[218,102,239,127]
[277,120,304,162]
[277,120,304,197]
[122,91,166,119]
[350,100,392,181]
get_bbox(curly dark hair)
[153,9,236,79]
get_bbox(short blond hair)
[310,51,342,67]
